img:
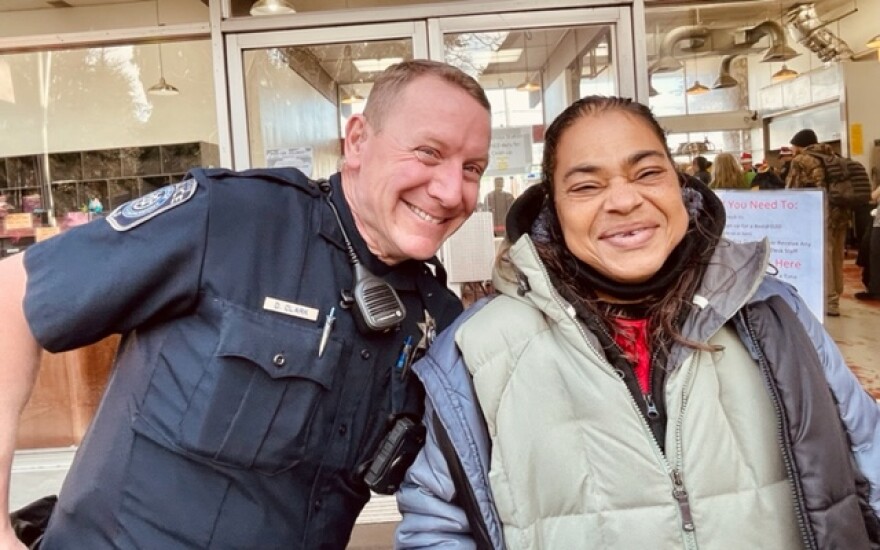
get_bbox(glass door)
[224,6,637,175]
[428,8,635,231]
[225,22,427,171]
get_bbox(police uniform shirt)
[23,168,462,549]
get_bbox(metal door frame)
[225,22,428,169]
[222,4,642,170]
[427,7,638,102]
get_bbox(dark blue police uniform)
[23,167,463,549]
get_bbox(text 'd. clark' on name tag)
[263,297,319,322]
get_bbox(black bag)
[10,495,56,549]
[807,151,872,208]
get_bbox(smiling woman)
[395,95,880,550]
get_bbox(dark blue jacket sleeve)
[23,181,210,352]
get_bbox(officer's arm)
[0,253,41,549]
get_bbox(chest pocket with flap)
[179,306,341,474]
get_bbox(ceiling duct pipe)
[784,3,853,62]
[713,54,740,89]
[649,25,709,73]
[745,21,800,62]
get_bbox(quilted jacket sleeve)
[757,278,880,517]
[395,399,477,549]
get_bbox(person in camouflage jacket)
[785,128,850,316]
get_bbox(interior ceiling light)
[467,48,523,65]
[516,30,540,93]
[516,78,541,92]
[148,77,180,96]
[868,34,880,49]
[352,57,403,73]
[147,1,179,97]
[340,88,364,104]
[686,80,710,95]
[250,0,296,16]
[771,64,799,82]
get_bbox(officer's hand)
[0,525,27,550]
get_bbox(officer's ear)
[343,114,368,170]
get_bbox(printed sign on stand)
[485,127,532,177]
[266,147,314,177]
[714,189,825,319]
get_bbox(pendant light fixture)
[147,0,179,96]
[685,10,709,96]
[686,80,710,95]
[771,64,798,82]
[340,89,364,104]
[769,2,799,83]
[685,50,709,95]
[516,31,540,92]
[338,45,364,105]
[250,0,296,15]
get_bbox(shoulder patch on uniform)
[106,178,198,232]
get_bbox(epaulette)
[185,167,321,197]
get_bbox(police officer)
[0,60,491,549]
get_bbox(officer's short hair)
[363,59,490,131]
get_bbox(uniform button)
[338,424,347,435]
[360,349,371,360]
[272,353,286,367]
[314,499,322,510]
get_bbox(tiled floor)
[10,258,880,549]
[827,258,880,398]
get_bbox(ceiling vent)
[784,3,853,62]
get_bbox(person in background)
[0,60,492,549]
[750,160,784,190]
[692,155,712,185]
[395,95,880,550]
[856,186,880,301]
[778,146,793,183]
[786,128,848,317]
[485,176,515,237]
[740,151,757,187]
[710,152,747,189]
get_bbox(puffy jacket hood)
[495,175,770,372]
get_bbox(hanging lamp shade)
[148,76,179,96]
[148,1,179,98]
[250,0,296,15]
[867,34,880,49]
[517,30,540,93]
[516,77,540,92]
[340,88,364,104]
[686,80,710,95]
[771,64,798,82]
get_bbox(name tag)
[263,297,319,322]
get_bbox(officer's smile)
[405,202,446,225]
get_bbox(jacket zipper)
[737,308,816,550]
[528,244,699,547]
[432,413,495,550]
